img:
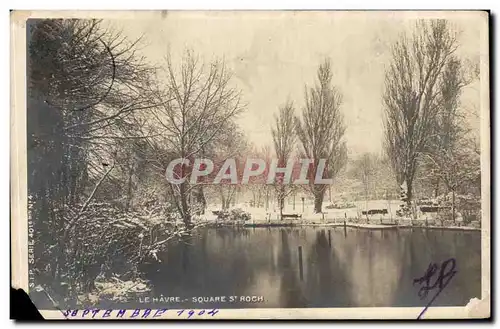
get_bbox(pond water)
[140,226,481,309]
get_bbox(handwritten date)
[62,308,219,319]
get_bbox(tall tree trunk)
[406,178,413,212]
[220,190,226,210]
[451,189,456,223]
[278,185,285,219]
[125,160,134,211]
[179,182,192,228]
[406,179,413,206]
[196,185,206,214]
[313,187,325,213]
[280,199,284,219]
[265,188,269,210]
[314,194,323,214]
[365,189,369,220]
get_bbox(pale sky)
[113,11,483,156]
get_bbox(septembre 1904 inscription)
[10,10,490,320]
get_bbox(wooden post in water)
[328,230,331,247]
[298,246,304,281]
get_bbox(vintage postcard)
[10,10,490,320]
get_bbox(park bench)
[281,213,302,220]
[362,209,388,215]
[420,206,451,213]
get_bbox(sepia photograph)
[10,10,490,320]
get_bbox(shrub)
[229,208,251,221]
[215,208,251,221]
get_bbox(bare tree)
[295,59,347,213]
[209,123,249,210]
[423,141,480,222]
[246,145,272,209]
[27,18,166,299]
[422,55,479,221]
[383,20,460,212]
[419,56,474,196]
[271,100,297,218]
[150,50,245,227]
[353,153,377,212]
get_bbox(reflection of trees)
[139,227,481,309]
[277,229,307,307]
[142,227,284,308]
[394,229,481,306]
[330,228,407,306]
[304,229,352,307]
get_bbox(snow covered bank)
[202,202,481,231]
[312,222,481,231]
[239,219,480,231]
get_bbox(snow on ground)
[205,199,402,222]
[200,199,480,230]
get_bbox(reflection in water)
[138,227,480,309]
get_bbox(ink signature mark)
[413,257,457,320]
